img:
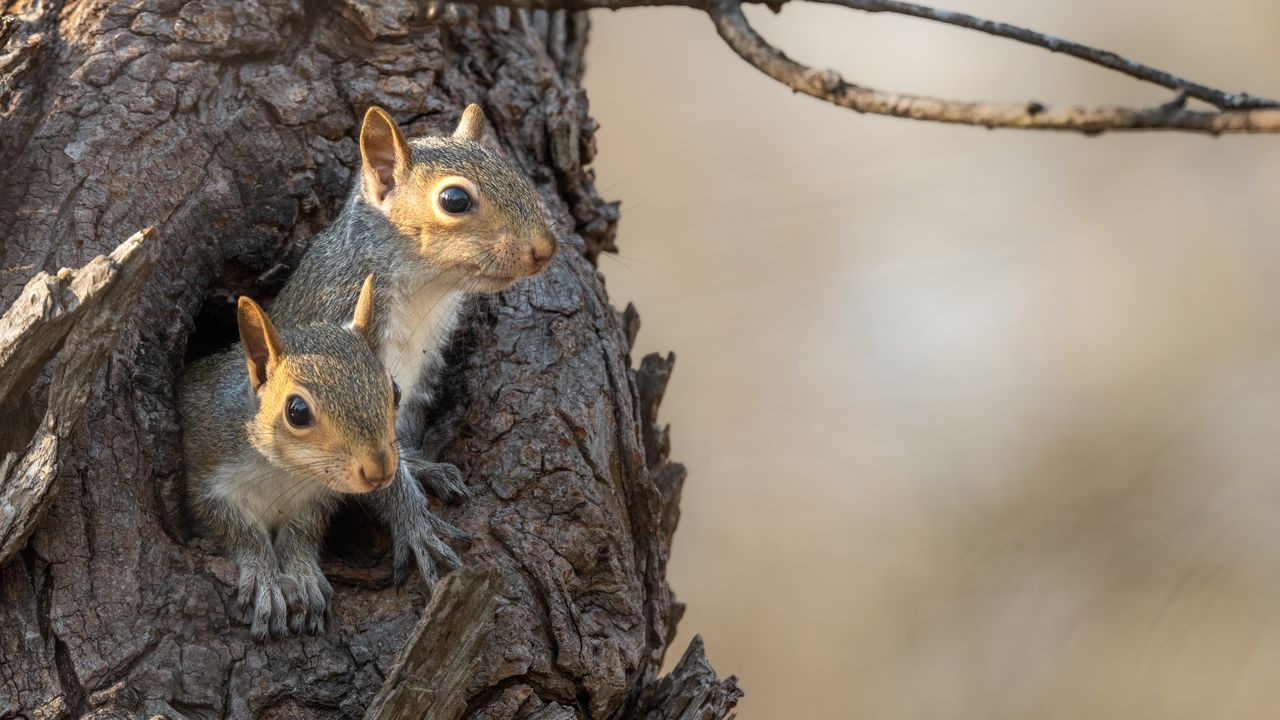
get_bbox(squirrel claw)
[392,537,438,590]
[429,512,477,544]
[404,454,470,505]
[391,510,462,592]
[280,564,333,637]
[380,460,468,591]
[238,564,289,641]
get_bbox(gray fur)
[362,465,467,589]
[178,324,390,639]
[267,111,555,586]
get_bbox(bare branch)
[466,0,1280,134]
[822,0,1279,111]
[708,0,1280,134]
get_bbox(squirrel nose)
[357,451,395,490]
[527,234,557,268]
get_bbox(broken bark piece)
[0,227,160,566]
[626,636,743,720]
[363,568,501,720]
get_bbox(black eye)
[392,381,401,408]
[439,186,472,214]
[285,395,313,428]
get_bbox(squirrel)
[268,104,557,585]
[178,275,442,639]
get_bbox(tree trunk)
[0,2,739,718]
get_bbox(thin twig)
[821,0,1280,110]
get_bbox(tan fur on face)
[360,104,558,291]
[236,294,398,495]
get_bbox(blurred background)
[583,2,1280,718]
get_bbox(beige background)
[584,3,1280,718]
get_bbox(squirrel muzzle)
[526,231,557,273]
[353,448,398,492]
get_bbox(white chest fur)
[207,457,332,531]
[380,281,462,404]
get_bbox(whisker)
[215,460,342,499]
[384,246,500,378]
[261,468,333,519]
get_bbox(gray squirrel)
[267,104,557,587]
[180,104,556,638]
[178,276,410,638]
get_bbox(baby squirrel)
[179,276,427,638]
[269,104,557,584]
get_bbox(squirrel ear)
[453,103,486,142]
[350,274,377,346]
[236,297,286,393]
[359,106,411,207]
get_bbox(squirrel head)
[358,104,558,292]
[236,275,400,494]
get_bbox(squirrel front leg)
[273,503,335,636]
[201,496,290,640]
[362,458,470,589]
[397,393,470,504]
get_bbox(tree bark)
[0,2,738,718]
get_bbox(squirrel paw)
[235,564,289,641]
[391,506,466,592]
[279,564,333,636]
[403,453,471,505]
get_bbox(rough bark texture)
[0,2,737,718]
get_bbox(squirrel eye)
[284,395,313,428]
[438,186,472,214]
[392,381,401,408]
